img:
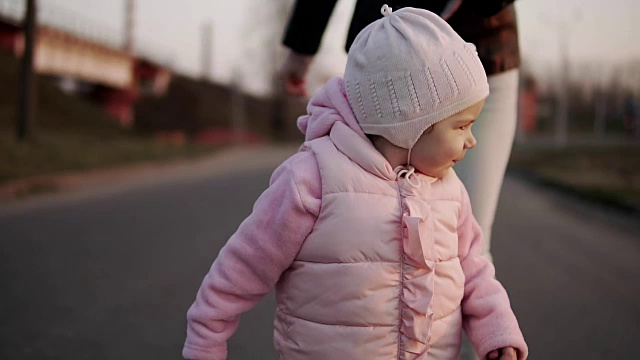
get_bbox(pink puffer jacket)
[183,77,527,360]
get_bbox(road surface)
[1,146,639,359]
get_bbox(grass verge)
[0,129,219,185]
[508,143,640,213]
[1,51,220,188]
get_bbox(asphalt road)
[1,147,639,360]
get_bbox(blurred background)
[0,0,638,206]
[0,0,639,359]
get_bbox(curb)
[508,169,640,217]
[0,143,299,205]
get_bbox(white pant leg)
[454,69,520,259]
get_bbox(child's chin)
[422,169,446,178]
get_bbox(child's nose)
[465,133,477,149]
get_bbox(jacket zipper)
[396,182,406,360]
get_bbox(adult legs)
[457,68,520,360]
[455,68,520,259]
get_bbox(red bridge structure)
[0,0,171,126]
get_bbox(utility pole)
[17,0,37,141]
[541,10,581,147]
[555,24,569,147]
[231,68,245,144]
[124,0,135,53]
[201,21,213,81]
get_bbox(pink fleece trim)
[296,76,366,142]
[182,151,321,360]
[457,184,528,359]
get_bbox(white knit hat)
[344,5,489,149]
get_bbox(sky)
[37,0,640,96]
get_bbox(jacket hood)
[297,77,367,142]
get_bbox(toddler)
[183,5,527,360]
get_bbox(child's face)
[411,101,485,178]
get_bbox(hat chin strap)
[393,147,420,188]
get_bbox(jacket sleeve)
[282,0,339,55]
[457,183,528,360]
[182,151,321,360]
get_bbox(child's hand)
[487,347,517,360]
